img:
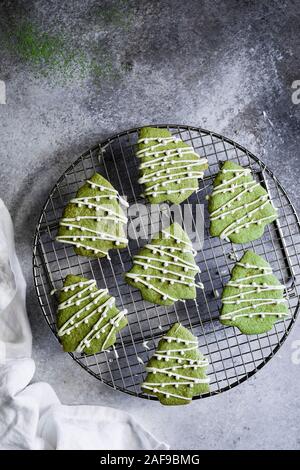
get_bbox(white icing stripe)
[61,215,124,223]
[162,336,198,344]
[137,136,181,146]
[144,245,197,268]
[235,262,272,271]
[146,368,209,383]
[57,234,127,243]
[55,239,110,258]
[158,345,198,354]
[57,223,128,243]
[138,147,200,160]
[142,186,198,197]
[69,199,128,223]
[210,183,261,217]
[142,384,191,401]
[222,300,286,317]
[224,287,284,300]
[140,157,204,170]
[222,311,288,320]
[147,362,208,371]
[139,161,202,177]
[144,174,204,193]
[223,298,285,304]
[143,380,209,386]
[211,180,257,196]
[227,283,284,290]
[125,272,202,288]
[147,243,195,255]
[137,144,198,158]
[211,194,267,221]
[133,256,199,273]
[133,260,197,280]
[140,170,205,187]
[154,353,204,363]
[216,169,252,191]
[126,275,177,302]
[214,169,251,191]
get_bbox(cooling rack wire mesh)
[33,125,300,400]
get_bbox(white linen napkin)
[0,199,168,450]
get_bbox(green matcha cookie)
[208,161,278,243]
[125,222,202,306]
[56,274,128,353]
[56,173,128,258]
[136,127,208,204]
[142,323,210,405]
[220,251,288,334]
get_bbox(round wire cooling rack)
[33,124,300,400]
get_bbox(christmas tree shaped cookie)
[208,161,278,243]
[56,274,128,353]
[137,127,208,204]
[220,251,288,334]
[142,323,210,405]
[125,222,202,306]
[56,173,128,259]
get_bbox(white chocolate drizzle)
[222,256,288,321]
[57,177,128,256]
[57,279,127,352]
[210,166,277,240]
[142,327,209,401]
[127,226,202,302]
[137,135,207,198]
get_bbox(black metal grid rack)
[32,125,300,400]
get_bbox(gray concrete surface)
[0,0,300,450]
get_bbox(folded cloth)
[0,199,168,450]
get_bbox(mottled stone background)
[0,0,299,449]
